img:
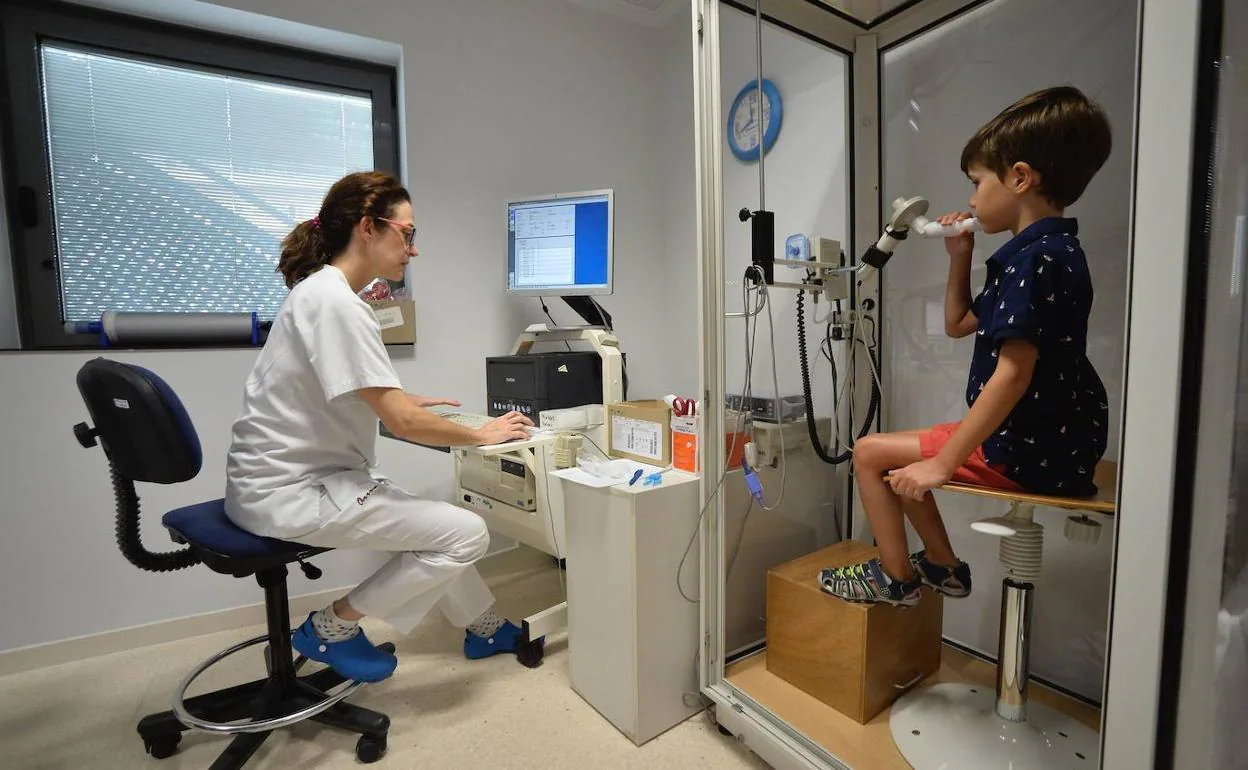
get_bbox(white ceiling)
[562,0,914,30]
[559,0,686,28]
[815,0,914,25]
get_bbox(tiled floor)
[0,556,767,769]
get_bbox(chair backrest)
[75,358,202,484]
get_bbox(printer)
[485,351,603,419]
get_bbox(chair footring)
[138,642,395,769]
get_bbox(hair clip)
[309,216,321,230]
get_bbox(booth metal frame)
[690,0,1222,767]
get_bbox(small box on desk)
[765,540,943,724]
[367,299,416,344]
[607,400,671,465]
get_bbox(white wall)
[0,349,392,652]
[661,7,698,393]
[720,7,851,412]
[879,0,1137,700]
[0,0,698,654]
[717,8,851,652]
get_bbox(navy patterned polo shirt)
[967,217,1109,496]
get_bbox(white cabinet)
[559,471,702,745]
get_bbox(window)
[0,1,399,348]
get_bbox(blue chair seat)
[163,499,328,577]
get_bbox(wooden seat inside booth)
[887,460,1118,514]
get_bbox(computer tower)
[485,351,603,419]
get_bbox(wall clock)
[727,78,782,163]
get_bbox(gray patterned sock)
[466,608,504,638]
[312,605,360,642]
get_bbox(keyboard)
[439,412,545,439]
[440,412,494,430]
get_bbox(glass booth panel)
[1198,2,1248,765]
[879,0,1137,702]
[718,2,852,656]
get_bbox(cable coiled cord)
[796,290,880,465]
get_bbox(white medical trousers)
[293,475,495,635]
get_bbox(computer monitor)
[506,189,613,297]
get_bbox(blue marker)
[628,469,644,486]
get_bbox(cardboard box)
[368,298,416,344]
[607,400,671,466]
[765,540,943,724]
[671,411,751,474]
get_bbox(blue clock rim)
[727,79,783,162]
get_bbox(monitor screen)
[506,189,613,296]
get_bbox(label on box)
[672,416,699,473]
[671,415,699,435]
[611,415,663,461]
[373,306,404,330]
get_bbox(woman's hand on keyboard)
[476,411,534,445]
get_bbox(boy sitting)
[821,85,1113,606]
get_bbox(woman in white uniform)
[225,171,534,683]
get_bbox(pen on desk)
[627,469,644,486]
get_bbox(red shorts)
[919,422,1022,491]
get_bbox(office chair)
[72,357,391,767]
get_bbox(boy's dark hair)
[960,85,1112,209]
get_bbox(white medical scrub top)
[224,264,402,539]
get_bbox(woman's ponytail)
[277,218,327,289]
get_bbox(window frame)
[0,0,401,349]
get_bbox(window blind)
[40,44,375,322]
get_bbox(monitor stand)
[562,296,612,330]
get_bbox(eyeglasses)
[376,217,417,248]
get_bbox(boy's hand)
[889,458,956,501]
[939,212,975,261]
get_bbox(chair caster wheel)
[356,734,387,763]
[516,635,545,668]
[144,734,181,759]
[717,723,733,737]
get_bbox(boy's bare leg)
[854,430,962,575]
[900,493,960,568]
[853,431,925,581]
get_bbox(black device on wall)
[739,207,775,284]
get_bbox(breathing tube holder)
[856,196,932,286]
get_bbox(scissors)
[672,397,697,417]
